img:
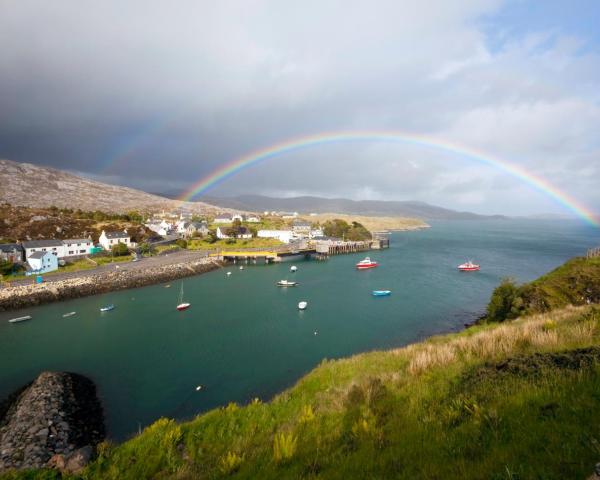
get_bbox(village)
[0,206,390,283]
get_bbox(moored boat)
[298,301,308,310]
[372,290,391,296]
[290,265,298,272]
[458,261,480,272]
[8,315,32,323]
[62,311,76,318]
[356,257,378,269]
[176,282,191,311]
[277,280,298,287]
[100,304,115,312]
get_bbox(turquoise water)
[1,219,599,440]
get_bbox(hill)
[4,256,599,479]
[0,159,221,215]
[201,194,507,220]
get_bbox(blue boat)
[100,304,115,312]
[372,290,391,296]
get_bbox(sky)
[0,0,599,216]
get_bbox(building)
[257,230,295,243]
[216,226,252,239]
[231,213,244,222]
[213,214,232,224]
[99,230,131,251]
[292,219,312,233]
[281,212,299,219]
[185,221,209,238]
[246,215,261,223]
[62,238,94,258]
[22,240,65,259]
[27,251,58,273]
[0,243,24,263]
[309,228,324,238]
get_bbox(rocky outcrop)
[0,258,221,311]
[0,371,104,473]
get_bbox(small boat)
[356,257,378,269]
[8,315,32,323]
[62,311,76,318]
[176,282,191,311]
[290,265,298,272]
[372,290,391,296]
[227,272,232,276]
[100,304,115,312]
[458,261,480,272]
[298,301,308,310]
[277,280,298,287]
[239,266,244,270]
[165,284,171,288]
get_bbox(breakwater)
[0,371,104,473]
[0,258,221,312]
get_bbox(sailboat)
[176,282,191,311]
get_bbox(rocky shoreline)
[0,371,104,473]
[0,257,222,312]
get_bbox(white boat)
[62,311,77,318]
[100,304,115,312]
[277,280,298,287]
[239,266,244,270]
[298,301,308,310]
[176,282,191,311]
[8,315,32,324]
[356,257,378,269]
[227,271,232,276]
[290,265,298,272]
[458,260,480,272]
[372,290,391,296]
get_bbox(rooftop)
[103,231,129,239]
[28,251,51,259]
[0,243,23,252]
[22,239,63,248]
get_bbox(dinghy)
[372,290,391,296]
[277,280,298,287]
[62,311,76,318]
[290,265,298,272]
[298,301,308,310]
[100,304,115,312]
[8,315,32,323]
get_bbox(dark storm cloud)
[0,0,599,215]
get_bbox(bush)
[139,242,152,254]
[175,239,188,249]
[111,242,129,257]
[219,451,244,475]
[273,432,297,464]
[486,278,523,322]
[0,259,14,276]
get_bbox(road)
[6,250,211,287]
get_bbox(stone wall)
[0,258,221,311]
[0,371,104,472]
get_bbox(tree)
[112,242,129,257]
[0,259,14,276]
[486,278,523,322]
[205,231,218,244]
[322,219,350,239]
[139,242,152,254]
[175,239,188,249]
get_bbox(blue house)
[27,251,58,274]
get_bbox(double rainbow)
[177,130,599,227]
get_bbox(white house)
[213,214,232,224]
[292,219,312,233]
[27,251,58,273]
[246,215,261,223]
[99,230,131,251]
[22,240,65,259]
[185,221,209,238]
[62,238,94,257]
[309,228,324,238]
[257,230,295,243]
[231,213,244,222]
[217,226,252,239]
[281,212,299,219]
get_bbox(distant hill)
[0,159,222,214]
[201,194,506,220]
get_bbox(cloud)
[0,0,598,216]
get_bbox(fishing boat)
[8,315,31,323]
[290,265,298,272]
[298,301,308,310]
[372,290,391,296]
[176,282,191,311]
[277,280,298,287]
[62,311,76,318]
[100,304,115,312]
[356,257,378,269]
[458,261,480,272]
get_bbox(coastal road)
[5,250,211,287]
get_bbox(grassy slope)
[3,258,600,480]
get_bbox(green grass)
[188,237,283,251]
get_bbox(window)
[69,250,74,255]
[79,250,85,253]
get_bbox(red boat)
[356,257,378,269]
[458,261,480,272]
[176,282,191,311]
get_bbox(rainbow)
[178,131,599,227]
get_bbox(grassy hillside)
[3,257,600,479]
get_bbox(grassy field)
[188,237,283,251]
[3,257,599,479]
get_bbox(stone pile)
[0,371,104,473]
[0,258,221,311]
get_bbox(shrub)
[175,239,188,249]
[273,432,297,464]
[111,242,129,257]
[219,451,244,475]
[298,405,315,424]
[486,278,524,322]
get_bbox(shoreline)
[0,257,222,312]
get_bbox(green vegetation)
[485,256,600,322]
[3,256,600,479]
[0,259,15,276]
[322,219,372,241]
[111,242,129,257]
[188,237,283,250]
